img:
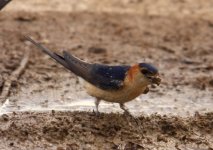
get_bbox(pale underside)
[85,73,149,103]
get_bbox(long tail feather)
[25,36,70,69]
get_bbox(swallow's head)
[139,63,161,85]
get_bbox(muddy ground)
[0,0,213,149]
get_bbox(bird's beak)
[146,74,161,86]
[151,76,161,86]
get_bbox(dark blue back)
[90,64,130,90]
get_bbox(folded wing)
[26,36,130,90]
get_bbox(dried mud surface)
[0,0,213,149]
[0,112,212,150]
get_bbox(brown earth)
[0,112,212,149]
[0,0,213,149]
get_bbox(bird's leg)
[120,103,140,126]
[119,103,131,116]
[93,98,101,116]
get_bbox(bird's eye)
[141,69,151,75]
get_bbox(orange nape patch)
[126,64,140,81]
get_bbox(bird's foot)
[123,109,132,117]
[92,98,101,117]
[92,109,100,117]
[120,103,140,126]
[120,103,132,117]
[123,111,138,123]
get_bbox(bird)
[25,36,161,116]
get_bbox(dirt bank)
[0,112,212,149]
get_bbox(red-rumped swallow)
[26,36,161,115]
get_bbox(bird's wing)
[89,64,130,90]
[26,36,130,90]
[63,51,130,90]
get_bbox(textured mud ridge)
[0,112,212,149]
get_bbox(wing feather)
[26,36,130,90]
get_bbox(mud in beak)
[147,75,161,86]
[151,77,161,85]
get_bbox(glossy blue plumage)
[139,63,158,74]
[90,64,130,90]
